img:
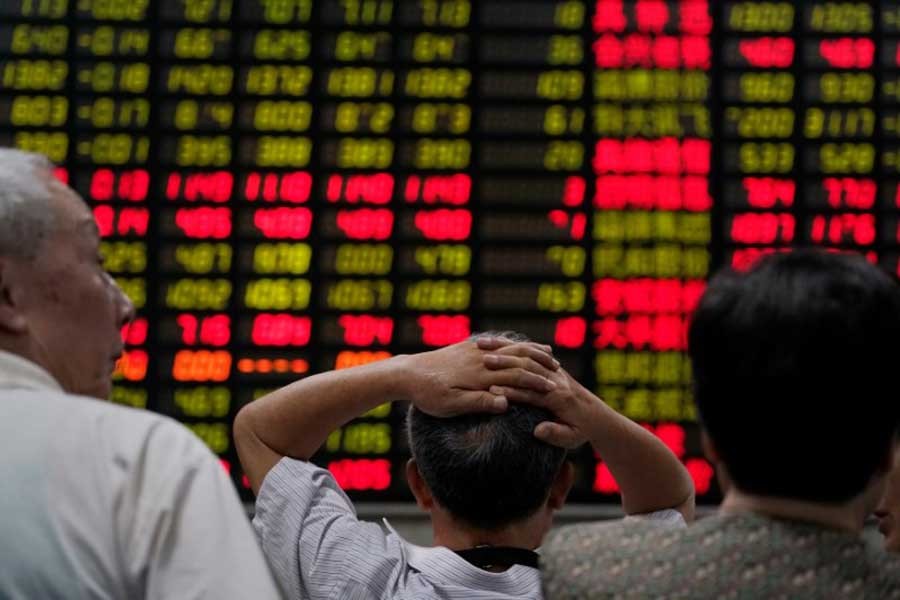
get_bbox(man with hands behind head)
[236,333,694,600]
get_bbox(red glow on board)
[254,208,312,239]
[686,458,715,495]
[738,37,794,68]
[811,213,876,246]
[165,172,233,202]
[593,462,619,494]
[171,350,232,382]
[651,423,686,458]
[245,171,312,203]
[328,459,391,491]
[595,175,711,211]
[251,314,311,346]
[593,0,626,32]
[593,315,688,351]
[730,247,783,271]
[220,459,231,474]
[327,173,393,205]
[730,213,795,245]
[93,206,149,237]
[339,315,394,346]
[823,178,876,209]
[555,316,587,349]
[593,0,710,34]
[90,169,149,202]
[236,357,309,374]
[115,349,148,382]
[593,279,706,316]
[418,315,470,346]
[593,34,710,69]
[415,209,471,241]
[336,209,394,240]
[176,207,232,239]
[404,174,471,205]
[636,0,669,32]
[593,138,710,174]
[335,350,392,370]
[680,1,712,35]
[176,314,231,346]
[547,210,587,240]
[562,176,586,207]
[53,167,68,184]
[819,37,875,69]
[121,317,148,345]
[743,178,795,209]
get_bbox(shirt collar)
[383,519,542,597]
[0,350,63,393]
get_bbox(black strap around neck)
[454,546,540,571]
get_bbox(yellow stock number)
[252,243,311,275]
[414,245,470,275]
[175,243,233,274]
[738,73,794,103]
[335,244,393,275]
[253,30,310,60]
[405,280,470,311]
[174,386,231,418]
[819,143,875,174]
[244,278,311,310]
[9,96,67,127]
[420,0,470,27]
[326,423,392,454]
[546,246,585,277]
[739,143,795,173]
[165,279,232,310]
[728,2,794,32]
[326,279,393,310]
[537,282,585,312]
[820,73,874,103]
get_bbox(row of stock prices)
[1,0,893,505]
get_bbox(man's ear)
[0,259,28,334]
[548,461,575,511]
[405,459,434,512]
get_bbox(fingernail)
[484,354,498,365]
[494,396,508,410]
[552,359,561,369]
[489,385,503,395]
[544,379,557,391]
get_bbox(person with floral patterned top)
[543,250,900,599]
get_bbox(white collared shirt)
[0,350,282,600]
[253,457,686,600]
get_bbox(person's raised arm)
[234,340,560,494]
[478,337,695,522]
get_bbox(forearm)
[235,355,409,493]
[578,383,695,520]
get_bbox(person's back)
[0,148,281,599]
[0,353,279,599]
[237,333,694,599]
[543,512,900,599]
[542,250,900,599]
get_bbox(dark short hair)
[689,250,900,502]
[408,404,566,530]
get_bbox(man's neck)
[720,488,867,534]
[430,512,547,551]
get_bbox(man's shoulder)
[543,517,681,568]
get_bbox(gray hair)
[0,148,59,260]
[406,330,567,530]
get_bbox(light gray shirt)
[0,351,282,600]
[254,457,686,600]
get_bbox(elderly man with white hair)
[0,149,281,599]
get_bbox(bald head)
[0,148,59,260]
